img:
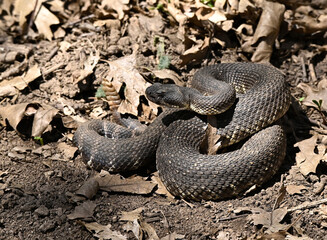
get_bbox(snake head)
[145,83,190,109]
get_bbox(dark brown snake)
[73,63,291,201]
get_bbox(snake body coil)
[73,63,291,201]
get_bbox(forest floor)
[0,0,327,239]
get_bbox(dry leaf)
[120,207,159,240]
[107,53,158,117]
[13,0,42,29]
[151,172,174,199]
[294,15,327,34]
[67,201,96,220]
[318,204,327,220]
[57,142,78,160]
[122,220,140,239]
[82,222,127,240]
[151,69,184,86]
[251,1,285,62]
[234,207,288,233]
[286,185,306,195]
[0,102,59,137]
[120,207,144,221]
[297,79,327,112]
[94,171,156,195]
[101,0,129,20]
[180,37,210,66]
[294,135,327,176]
[75,178,99,200]
[0,65,41,97]
[139,220,159,240]
[161,232,185,240]
[34,5,60,40]
[75,48,100,83]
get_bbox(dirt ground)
[1,1,327,239]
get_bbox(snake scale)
[73,63,291,201]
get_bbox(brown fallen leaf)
[286,185,306,195]
[0,65,41,97]
[161,232,185,240]
[13,0,42,30]
[251,1,285,62]
[0,102,59,137]
[234,207,288,233]
[180,37,210,66]
[297,79,327,112]
[101,0,129,20]
[119,207,159,240]
[107,52,159,117]
[34,5,60,40]
[67,201,96,220]
[319,204,327,221]
[57,142,78,160]
[294,14,327,34]
[151,172,175,200]
[120,207,144,222]
[75,178,99,200]
[294,134,327,176]
[151,69,184,86]
[75,46,100,83]
[94,170,157,195]
[82,222,127,240]
[122,220,140,239]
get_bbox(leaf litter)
[0,0,327,239]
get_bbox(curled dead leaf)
[75,178,99,199]
[0,102,59,137]
[107,53,159,118]
[34,5,60,40]
[180,37,210,66]
[0,65,41,97]
[286,184,306,195]
[297,79,327,112]
[294,134,327,176]
[67,201,96,220]
[251,1,285,62]
[81,221,127,240]
[119,207,159,240]
[151,69,184,86]
[234,206,288,233]
[94,170,157,195]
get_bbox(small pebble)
[35,205,50,217]
[39,220,56,233]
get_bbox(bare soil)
[1,2,327,240]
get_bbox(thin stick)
[287,198,327,213]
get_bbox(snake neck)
[188,82,236,115]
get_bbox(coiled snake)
[73,63,291,201]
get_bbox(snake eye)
[156,89,167,96]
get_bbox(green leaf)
[158,55,170,69]
[34,136,44,145]
[156,3,164,11]
[95,85,106,98]
[312,99,323,110]
[201,0,215,7]
[298,97,305,102]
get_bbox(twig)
[287,198,327,213]
[300,56,307,82]
[46,46,59,62]
[41,62,65,76]
[181,199,195,208]
[66,14,95,27]
[308,63,317,82]
[0,61,27,80]
[218,214,249,222]
[314,177,327,195]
